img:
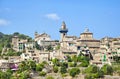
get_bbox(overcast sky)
[0,0,120,40]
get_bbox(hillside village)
[0,22,120,79]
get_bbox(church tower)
[34,31,38,39]
[59,21,68,41]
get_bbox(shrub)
[84,65,104,78]
[52,58,60,66]
[39,71,46,76]
[69,68,80,77]
[101,64,113,75]
[80,60,89,67]
[46,76,54,79]
[72,55,77,62]
[66,55,72,62]
[60,66,67,74]
[61,62,68,68]
[69,62,77,67]
[36,64,44,71]
[53,66,58,73]
[85,74,93,79]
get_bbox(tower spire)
[59,21,68,41]
[61,21,66,29]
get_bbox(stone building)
[12,36,29,52]
[12,36,19,51]
[34,32,51,45]
[100,37,120,53]
[76,28,100,54]
[59,21,100,59]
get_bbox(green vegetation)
[112,63,120,76]
[35,41,41,50]
[66,55,72,62]
[68,62,77,67]
[60,66,67,74]
[80,60,89,67]
[53,66,59,73]
[0,32,32,56]
[52,58,60,66]
[84,64,113,78]
[46,45,53,52]
[113,55,120,63]
[0,32,120,79]
[61,62,68,68]
[101,64,113,75]
[69,67,80,77]
[55,44,60,50]
[84,66,100,78]
[72,55,77,62]
[46,76,54,79]
[36,63,45,71]
[3,48,22,56]
[39,71,46,76]
[0,69,13,79]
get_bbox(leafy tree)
[84,65,99,73]
[66,55,72,62]
[6,48,16,56]
[6,43,11,48]
[36,63,44,71]
[28,60,36,70]
[39,71,46,76]
[113,55,120,63]
[77,55,82,62]
[83,65,104,78]
[16,52,22,56]
[19,61,30,72]
[80,60,89,67]
[0,32,4,38]
[60,66,67,74]
[69,68,80,77]
[72,55,77,62]
[27,37,32,42]
[61,62,68,68]
[18,70,30,79]
[42,61,48,65]
[112,63,120,76]
[97,70,104,78]
[35,41,41,50]
[53,66,58,73]
[0,70,13,79]
[0,46,3,54]
[13,32,19,36]
[52,58,60,66]
[101,64,113,75]
[91,65,99,73]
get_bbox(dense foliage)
[113,55,120,63]
[0,32,32,55]
[53,66,58,73]
[69,67,80,77]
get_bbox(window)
[43,38,45,40]
[77,46,80,50]
[69,43,74,46]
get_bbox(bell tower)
[59,21,68,41]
